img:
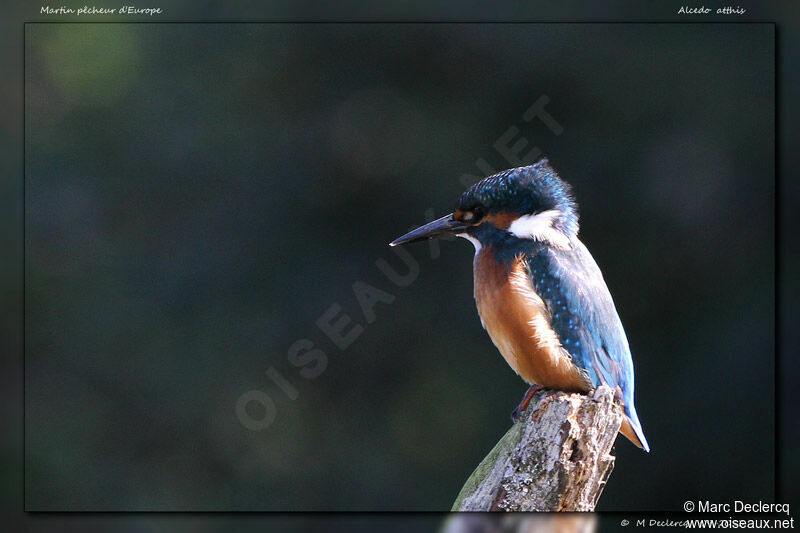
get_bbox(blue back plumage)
[524,238,648,451]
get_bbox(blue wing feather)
[525,239,648,450]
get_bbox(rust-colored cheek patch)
[484,211,517,230]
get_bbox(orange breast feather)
[473,249,590,392]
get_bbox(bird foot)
[510,384,546,422]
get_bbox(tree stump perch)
[451,385,623,512]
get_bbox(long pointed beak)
[389,213,469,247]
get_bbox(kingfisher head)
[390,159,579,251]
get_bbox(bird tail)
[619,404,650,452]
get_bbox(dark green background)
[25,23,774,510]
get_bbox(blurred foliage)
[24,23,773,510]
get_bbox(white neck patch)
[457,233,482,254]
[508,209,571,249]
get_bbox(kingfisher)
[390,159,649,451]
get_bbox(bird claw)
[510,384,546,423]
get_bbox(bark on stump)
[452,385,623,512]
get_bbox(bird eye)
[461,206,485,224]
